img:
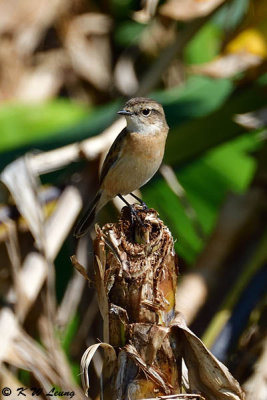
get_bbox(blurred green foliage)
[185,23,222,64]
[144,131,260,263]
[0,100,87,152]
[114,21,145,46]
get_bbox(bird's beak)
[117,110,133,116]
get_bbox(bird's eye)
[142,109,151,116]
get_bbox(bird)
[74,97,169,238]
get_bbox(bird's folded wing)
[99,127,128,185]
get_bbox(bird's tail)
[74,191,102,238]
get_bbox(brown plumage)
[74,97,169,238]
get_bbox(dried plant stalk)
[93,206,179,399]
[80,206,244,400]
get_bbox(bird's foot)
[129,193,148,210]
[129,206,145,228]
[118,194,145,227]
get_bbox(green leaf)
[185,23,222,65]
[61,313,80,353]
[143,179,203,264]
[0,100,121,155]
[213,0,250,31]
[0,100,88,152]
[114,21,145,47]
[143,132,261,263]
[155,76,233,127]
[111,0,137,19]
[165,81,266,166]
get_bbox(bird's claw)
[129,206,145,227]
[140,201,148,210]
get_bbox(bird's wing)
[99,127,128,185]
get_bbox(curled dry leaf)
[171,313,245,400]
[81,342,117,397]
[64,13,113,91]
[190,52,263,79]
[160,0,225,21]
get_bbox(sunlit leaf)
[0,100,88,152]
[185,23,223,64]
[144,132,261,263]
[160,0,225,21]
[154,75,233,126]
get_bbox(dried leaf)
[81,342,117,396]
[44,186,82,260]
[160,0,225,21]
[15,64,63,103]
[234,107,267,130]
[29,117,126,175]
[0,156,45,251]
[4,221,22,313]
[0,308,20,363]
[190,52,263,78]
[133,0,159,23]
[120,344,173,394]
[171,313,245,400]
[0,366,26,397]
[190,26,267,80]
[114,53,139,96]
[65,13,112,91]
[0,0,68,55]
[70,255,90,282]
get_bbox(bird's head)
[118,97,168,134]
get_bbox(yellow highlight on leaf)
[226,28,267,58]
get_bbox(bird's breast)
[101,131,167,197]
[125,130,166,160]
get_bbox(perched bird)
[74,97,169,238]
